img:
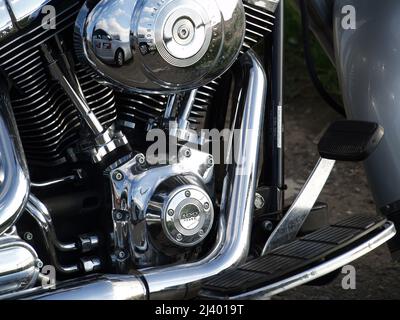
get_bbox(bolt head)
[185,190,191,198]
[254,193,265,210]
[113,171,124,182]
[263,221,273,232]
[24,232,33,241]
[204,202,210,210]
[184,149,192,158]
[199,229,205,237]
[36,260,44,269]
[207,157,214,168]
[137,155,146,165]
[168,209,175,216]
[176,234,183,242]
[117,251,126,259]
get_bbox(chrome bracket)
[262,158,336,255]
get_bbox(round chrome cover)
[75,0,245,93]
[163,186,214,247]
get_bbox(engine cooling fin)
[242,2,275,53]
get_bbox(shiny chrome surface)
[228,222,396,299]
[31,169,85,188]
[0,233,41,295]
[140,50,267,299]
[26,194,100,274]
[75,0,246,93]
[0,83,30,236]
[23,275,147,300]
[26,195,80,274]
[42,44,129,163]
[7,0,50,27]
[245,0,280,13]
[0,1,117,166]
[0,1,13,41]
[262,157,336,254]
[0,0,51,41]
[109,149,215,270]
[6,50,267,301]
[153,184,214,247]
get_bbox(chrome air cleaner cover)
[75,0,246,93]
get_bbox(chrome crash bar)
[11,50,267,300]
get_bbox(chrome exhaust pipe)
[141,50,267,299]
[10,50,267,300]
[0,82,30,236]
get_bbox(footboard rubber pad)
[202,215,386,295]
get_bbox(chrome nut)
[79,234,100,253]
[80,257,102,273]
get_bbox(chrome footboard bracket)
[200,215,396,299]
[262,158,336,254]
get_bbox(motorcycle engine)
[0,0,275,280]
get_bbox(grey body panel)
[333,0,400,210]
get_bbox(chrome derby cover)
[75,0,246,93]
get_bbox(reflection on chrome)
[75,0,246,93]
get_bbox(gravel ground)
[273,73,400,300]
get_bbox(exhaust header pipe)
[0,82,30,236]
[9,50,267,300]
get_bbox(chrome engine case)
[109,148,215,271]
[0,232,41,295]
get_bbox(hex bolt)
[117,251,126,260]
[137,155,146,165]
[207,157,214,168]
[36,260,44,269]
[24,232,33,241]
[185,190,191,198]
[263,221,274,232]
[184,149,192,158]
[199,229,205,237]
[254,193,265,210]
[115,212,123,220]
[168,209,175,216]
[113,171,124,182]
[176,234,183,242]
[204,202,210,210]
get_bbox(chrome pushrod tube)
[0,83,30,236]
[141,50,267,299]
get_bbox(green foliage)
[285,0,341,101]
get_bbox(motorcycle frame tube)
[333,0,400,212]
[0,79,30,236]
[262,0,284,213]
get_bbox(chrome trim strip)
[228,222,396,300]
